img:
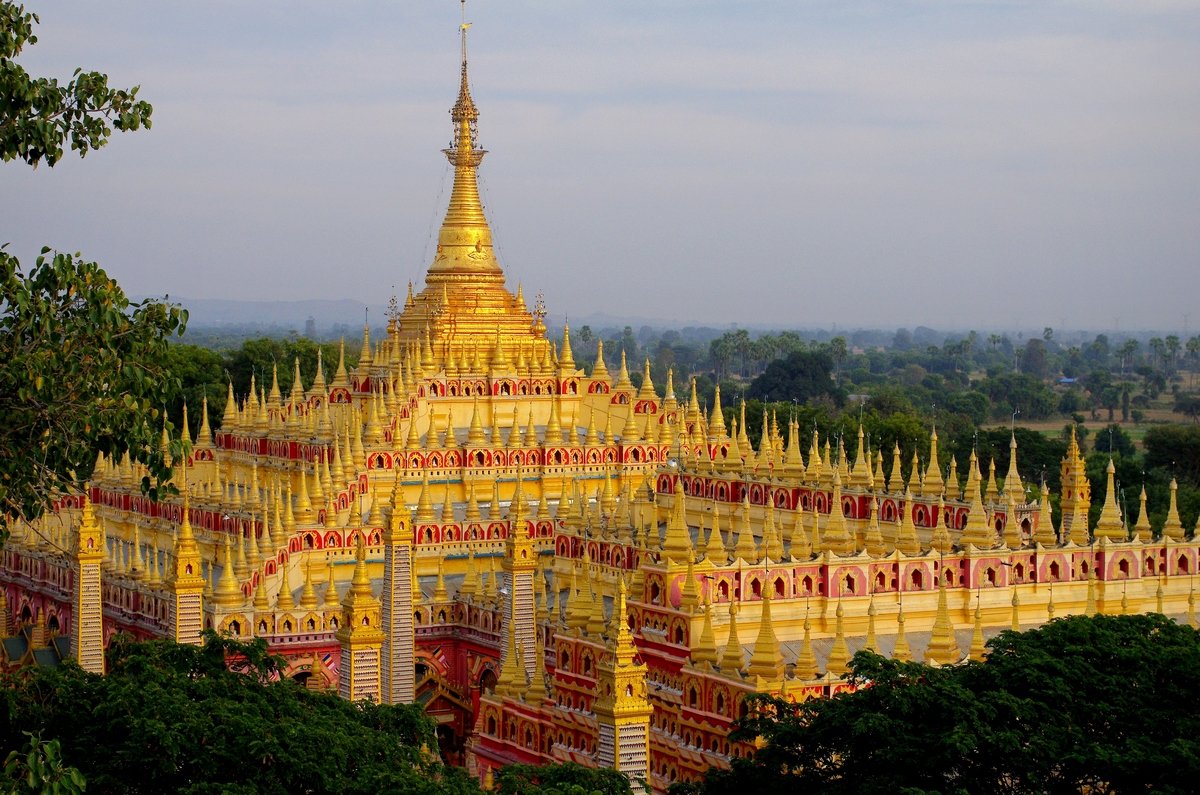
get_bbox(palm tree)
[1186,335,1200,387]
[1166,335,1181,374]
[1119,339,1139,374]
[1149,337,1166,372]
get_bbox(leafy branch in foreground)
[0,247,186,539]
[1,1,152,167]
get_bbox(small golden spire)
[968,601,987,662]
[946,456,960,500]
[662,485,691,566]
[460,550,478,600]
[925,582,960,666]
[1003,490,1022,550]
[1095,459,1127,540]
[691,594,719,669]
[791,507,812,560]
[1163,478,1185,541]
[746,588,784,681]
[733,496,757,563]
[591,339,609,381]
[895,491,921,555]
[1133,485,1152,542]
[865,496,887,557]
[614,351,634,391]
[984,457,1000,504]
[704,506,727,564]
[826,600,851,677]
[467,397,486,447]
[558,324,575,372]
[524,628,549,705]
[637,359,657,401]
[213,535,244,608]
[253,575,271,612]
[823,469,855,555]
[277,571,296,612]
[892,602,912,662]
[709,384,727,440]
[1003,432,1023,499]
[718,600,744,676]
[886,442,901,493]
[679,554,699,612]
[433,557,450,602]
[922,428,944,497]
[960,475,995,550]
[864,597,879,654]
[795,614,819,679]
[415,471,436,523]
[1035,481,1056,547]
[906,450,921,494]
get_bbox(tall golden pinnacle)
[428,3,503,284]
[393,6,545,360]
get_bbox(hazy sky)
[4,1,1198,332]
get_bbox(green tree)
[1019,337,1050,379]
[3,734,85,795]
[1,2,152,166]
[1093,423,1136,458]
[1150,337,1167,371]
[164,343,227,437]
[1174,392,1200,423]
[1144,425,1200,487]
[0,250,186,537]
[0,633,478,795]
[747,350,843,406]
[495,762,633,795]
[974,372,1057,420]
[676,615,1200,795]
[1166,334,1182,372]
[1,2,176,541]
[1119,338,1140,373]
[828,335,848,380]
[708,336,734,382]
[729,329,751,377]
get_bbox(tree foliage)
[1,2,177,540]
[3,734,85,795]
[1144,425,1200,488]
[495,762,633,795]
[747,350,843,405]
[1,2,152,166]
[0,248,186,537]
[0,633,479,795]
[974,371,1057,420]
[675,614,1200,795]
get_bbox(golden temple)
[3,11,1200,794]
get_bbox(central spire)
[393,3,546,356]
[428,1,503,284]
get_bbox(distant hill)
[164,297,386,335]
[153,297,1170,344]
